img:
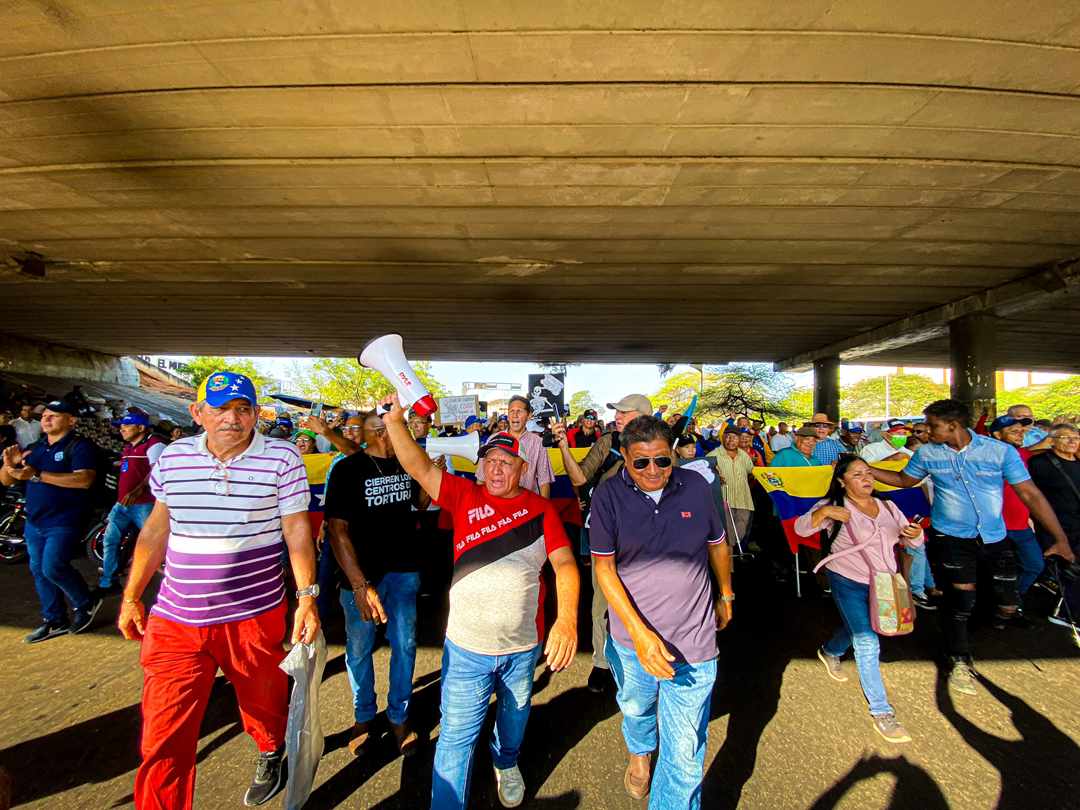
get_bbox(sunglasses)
[631,456,673,471]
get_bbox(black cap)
[42,399,78,416]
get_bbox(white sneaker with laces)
[494,765,525,808]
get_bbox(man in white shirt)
[11,403,43,449]
[769,421,793,452]
[860,419,913,464]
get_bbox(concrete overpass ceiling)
[1,2,1079,367]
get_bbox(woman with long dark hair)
[794,454,924,743]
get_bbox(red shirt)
[435,472,570,654]
[117,434,166,505]
[1002,446,1032,531]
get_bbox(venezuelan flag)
[303,452,337,537]
[751,458,931,553]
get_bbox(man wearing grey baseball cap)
[552,393,653,694]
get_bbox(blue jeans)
[339,571,419,725]
[824,570,893,716]
[606,637,717,810]
[99,501,154,588]
[904,543,936,596]
[1008,528,1044,596]
[316,543,340,619]
[431,639,541,810]
[25,522,92,624]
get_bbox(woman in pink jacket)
[795,454,924,744]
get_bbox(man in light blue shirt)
[808,413,846,465]
[870,399,1073,698]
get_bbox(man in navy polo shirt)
[590,415,733,807]
[1,399,103,643]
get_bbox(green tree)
[841,373,950,419]
[567,390,599,416]
[291,358,449,410]
[778,387,815,424]
[999,376,1080,421]
[652,371,716,417]
[179,356,273,397]
[690,364,799,424]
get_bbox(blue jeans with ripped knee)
[430,639,541,810]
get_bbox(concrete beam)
[0,333,137,385]
[775,259,1080,371]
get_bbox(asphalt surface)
[1,549,1078,810]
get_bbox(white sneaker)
[494,765,525,808]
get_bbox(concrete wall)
[0,334,138,386]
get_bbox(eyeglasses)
[1052,434,1080,442]
[631,456,673,471]
[365,426,387,436]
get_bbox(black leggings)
[927,531,1018,659]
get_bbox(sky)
[159,355,1068,419]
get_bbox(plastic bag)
[279,632,328,810]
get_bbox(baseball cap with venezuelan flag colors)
[197,371,259,407]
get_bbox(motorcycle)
[84,509,140,580]
[0,491,28,565]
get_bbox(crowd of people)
[2,371,1079,810]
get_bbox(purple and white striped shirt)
[149,431,309,626]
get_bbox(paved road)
[0,554,1077,809]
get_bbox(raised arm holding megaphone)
[359,334,438,417]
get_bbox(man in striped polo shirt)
[118,371,319,810]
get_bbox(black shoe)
[70,597,103,634]
[912,593,937,611]
[25,621,71,644]
[587,666,613,694]
[244,748,286,806]
[92,584,121,599]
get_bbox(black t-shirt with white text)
[324,452,422,587]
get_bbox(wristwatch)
[720,594,735,603]
[296,585,320,599]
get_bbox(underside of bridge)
[1,2,1079,376]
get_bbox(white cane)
[722,488,753,560]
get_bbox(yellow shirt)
[707,448,756,511]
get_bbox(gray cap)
[606,394,653,415]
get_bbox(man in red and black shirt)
[382,394,579,810]
[99,410,166,592]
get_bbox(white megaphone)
[359,334,438,417]
[425,432,480,464]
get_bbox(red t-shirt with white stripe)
[436,472,569,655]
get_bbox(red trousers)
[134,602,288,810]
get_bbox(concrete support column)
[813,356,841,422]
[949,313,997,419]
